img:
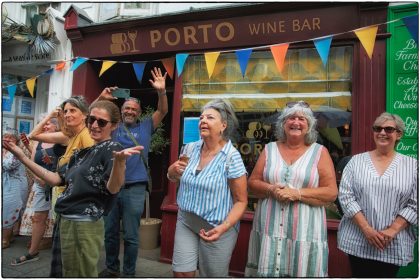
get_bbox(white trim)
[183,92,351,99]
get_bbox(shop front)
[64,2,389,276]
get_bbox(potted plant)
[138,106,170,250]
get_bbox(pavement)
[1,234,173,278]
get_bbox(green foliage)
[139,106,170,155]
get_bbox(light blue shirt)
[177,140,246,230]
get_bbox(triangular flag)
[44,68,54,75]
[55,61,66,71]
[403,15,419,45]
[235,49,252,77]
[26,77,36,97]
[270,44,289,73]
[313,36,333,67]
[99,60,117,77]
[204,52,220,78]
[132,62,146,84]
[354,25,378,59]
[70,57,88,72]
[161,57,175,80]
[176,53,189,77]
[7,85,17,106]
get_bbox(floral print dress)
[2,152,28,228]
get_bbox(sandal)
[10,252,39,266]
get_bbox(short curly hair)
[201,99,239,141]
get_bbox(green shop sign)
[387,4,418,159]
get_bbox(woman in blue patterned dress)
[338,112,417,277]
[3,100,143,277]
[167,99,248,277]
[245,101,338,277]
[2,129,28,249]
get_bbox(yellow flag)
[26,77,36,97]
[354,25,378,59]
[99,61,117,77]
[204,52,220,78]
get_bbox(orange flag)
[354,25,378,59]
[99,61,117,77]
[161,57,175,80]
[270,44,289,74]
[55,61,66,71]
[26,77,36,97]
[204,52,220,78]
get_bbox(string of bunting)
[2,14,418,106]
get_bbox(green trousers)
[60,217,104,277]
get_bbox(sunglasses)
[286,101,310,108]
[372,126,400,133]
[87,116,111,128]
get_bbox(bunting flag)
[354,25,378,59]
[55,61,66,71]
[132,62,146,84]
[26,77,36,97]
[314,36,333,67]
[235,49,253,77]
[45,68,54,75]
[204,52,220,78]
[70,57,88,72]
[403,14,419,45]
[161,57,175,80]
[176,53,189,77]
[7,85,17,106]
[270,43,289,74]
[99,60,117,77]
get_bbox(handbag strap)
[122,125,150,170]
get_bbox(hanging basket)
[139,218,162,250]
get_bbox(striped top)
[245,142,328,277]
[177,139,246,230]
[337,152,418,266]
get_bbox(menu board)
[387,4,418,158]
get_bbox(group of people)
[2,65,417,277]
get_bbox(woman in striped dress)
[245,101,338,277]
[167,99,248,277]
[337,112,417,277]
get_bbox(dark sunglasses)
[87,116,111,128]
[286,101,310,108]
[372,126,400,133]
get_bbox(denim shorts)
[172,210,238,277]
[32,181,51,212]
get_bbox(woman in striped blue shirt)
[338,112,418,277]
[167,99,248,277]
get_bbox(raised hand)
[98,87,119,101]
[112,145,144,162]
[149,67,167,93]
[3,140,25,160]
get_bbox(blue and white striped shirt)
[177,140,246,230]
[337,152,418,266]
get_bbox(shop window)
[180,46,352,212]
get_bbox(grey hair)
[275,103,318,145]
[373,112,405,146]
[201,99,239,141]
[3,128,20,144]
[61,95,89,115]
[373,112,405,134]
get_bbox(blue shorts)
[172,210,238,277]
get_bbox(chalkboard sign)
[387,4,418,158]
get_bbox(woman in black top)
[3,100,143,277]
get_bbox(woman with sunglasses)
[245,101,338,277]
[3,100,143,277]
[337,112,417,277]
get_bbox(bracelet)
[296,188,302,201]
[166,172,177,182]
[158,90,167,97]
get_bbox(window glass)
[181,46,352,211]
